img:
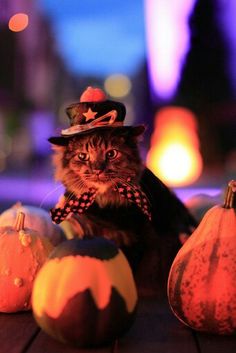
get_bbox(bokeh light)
[104,74,132,98]
[8,13,29,32]
[148,142,203,186]
[144,0,197,99]
[146,107,203,187]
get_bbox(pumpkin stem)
[12,201,22,209]
[14,212,25,231]
[223,180,236,209]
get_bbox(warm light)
[154,107,198,133]
[8,13,29,32]
[147,107,203,187]
[152,125,200,149]
[104,74,132,98]
[148,143,203,186]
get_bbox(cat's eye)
[106,149,118,160]
[77,152,89,161]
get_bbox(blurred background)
[0,0,235,215]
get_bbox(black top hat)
[48,87,139,146]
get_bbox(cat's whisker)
[64,191,75,203]
[74,179,87,191]
[64,179,87,202]
[115,167,136,176]
[122,178,140,192]
[115,175,152,204]
[82,173,92,178]
[39,183,64,208]
[114,177,152,209]
[65,187,80,203]
[108,178,123,205]
[120,177,152,205]
[115,175,133,187]
[109,178,119,192]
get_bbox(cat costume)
[49,87,197,296]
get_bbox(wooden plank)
[3,300,236,353]
[0,311,39,353]
[26,329,113,353]
[118,298,199,353]
[26,299,200,353]
[195,331,236,353]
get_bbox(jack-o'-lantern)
[32,237,138,347]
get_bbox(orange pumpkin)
[0,212,53,312]
[32,237,138,347]
[0,203,65,246]
[168,180,236,334]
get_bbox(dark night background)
[0,0,235,210]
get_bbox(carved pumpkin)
[0,203,65,246]
[168,180,236,334]
[0,212,53,312]
[32,237,138,347]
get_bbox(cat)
[50,125,197,296]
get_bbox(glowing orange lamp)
[147,107,203,187]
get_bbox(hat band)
[61,109,123,136]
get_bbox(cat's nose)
[94,169,103,176]
[93,162,105,175]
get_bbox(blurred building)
[0,0,76,174]
[0,0,235,188]
[1,0,78,109]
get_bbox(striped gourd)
[167,180,236,334]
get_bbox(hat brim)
[48,125,145,146]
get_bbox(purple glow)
[174,187,220,202]
[217,0,236,94]
[29,111,55,155]
[0,176,220,207]
[0,177,63,208]
[144,0,197,100]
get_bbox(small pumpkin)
[32,237,138,347]
[168,180,236,334]
[0,212,53,312]
[0,202,65,246]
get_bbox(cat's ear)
[129,125,146,137]
[123,125,146,143]
[116,125,145,144]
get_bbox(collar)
[50,182,151,224]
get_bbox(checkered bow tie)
[50,183,151,224]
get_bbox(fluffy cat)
[50,126,196,296]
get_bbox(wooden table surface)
[1,298,236,353]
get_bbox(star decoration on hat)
[83,108,97,122]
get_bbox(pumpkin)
[0,202,65,246]
[32,237,138,347]
[0,212,53,312]
[168,180,236,334]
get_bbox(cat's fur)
[51,126,196,296]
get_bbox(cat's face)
[52,127,144,196]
